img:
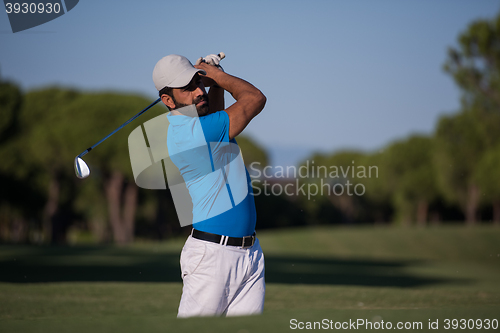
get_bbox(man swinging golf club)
[152,53,266,317]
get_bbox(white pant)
[177,235,265,318]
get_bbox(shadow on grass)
[0,245,463,287]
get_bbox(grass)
[0,225,499,332]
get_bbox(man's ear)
[161,94,175,109]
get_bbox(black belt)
[191,229,256,248]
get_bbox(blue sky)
[1,0,499,166]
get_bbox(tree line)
[0,82,269,244]
[1,13,499,244]
[286,12,500,227]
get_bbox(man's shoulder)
[167,109,230,144]
[166,109,228,124]
[197,110,228,136]
[199,110,228,123]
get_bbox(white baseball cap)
[152,54,206,91]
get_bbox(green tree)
[434,111,489,225]
[14,87,81,243]
[1,87,167,244]
[440,12,500,225]
[298,150,369,224]
[236,135,269,168]
[0,86,81,243]
[0,78,44,242]
[65,92,166,244]
[323,150,367,223]
[360,151,393,224]
[474,143,500,225]
[383,135,439,226]
[444,13,500,112]
[0,79,22,144]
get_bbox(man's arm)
[195,62,266,140]
[208,85,225,114]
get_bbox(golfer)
[152,54,266,317]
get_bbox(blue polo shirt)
[166,110,256,237]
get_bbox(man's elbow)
[254,91,267,114]
[242,90,266,118]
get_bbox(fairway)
[0,225,499,332]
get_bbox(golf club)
[74,98,161,179]
[75,52,226,179]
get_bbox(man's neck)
[170,104,199,117]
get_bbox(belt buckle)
[242,235,255,248]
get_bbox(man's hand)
[194,62,224,88]
[195,61,266,140]
[195,53,225,87]
[195,53,225,70]
[194,62,225,113]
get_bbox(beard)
[172,94,210,116]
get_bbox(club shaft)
[78,98,161,158]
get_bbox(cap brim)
[168,68,207,88]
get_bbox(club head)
[74,157,90,179]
